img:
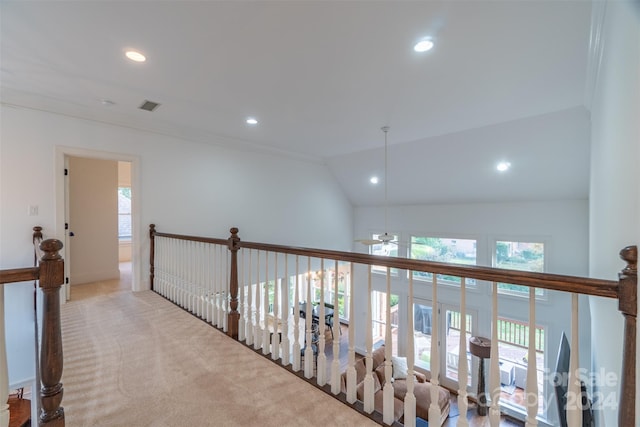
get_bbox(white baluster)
[245,249,254,346]
[383,266,395,425]
[457,277,469,427]
[253,251,262,350]
[331,260,341,394]
[238,248,245,341]
[363,265,375,413]
[1,285,10,427]
[207,243,213,324]
[211,244,219,324]
[525,287,538,427]
[272,254,280,360]
[304,257,314,378]
[223,249,228,332]
[489,282,501,426]
[262,252,270,355]
[218,245,225,329]
[188,241,194,313]
[196,243,202,318]
[346,262,357,403]
[404,274,417,427]
[181,239,187,307]
[281,255,290,366]
[567,294,582,427]
[317,259,327,386]
[429,273,442,423]
[292,256,301,371]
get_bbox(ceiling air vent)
[139,100,160,112]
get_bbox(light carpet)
[60,284,377,427]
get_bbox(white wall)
[0,104,354,387]
[588,1,640,426]
[353,199,590,425]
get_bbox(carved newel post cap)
[39,239,63,260]
[620,246,637,274]
[228,227,240,250]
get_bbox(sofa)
[340,346,451,426]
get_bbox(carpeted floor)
[60,269,377,427]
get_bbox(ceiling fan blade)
[355,239,382,245]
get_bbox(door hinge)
[64,168,68,176]
[66,277,69,284]
[65,223,69,230]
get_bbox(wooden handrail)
[149,225,636,426]
[1,236,66,427]
[150,227,618,298]
[0,267,40,284]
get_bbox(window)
[494,241,544,296]
[413,301,434,371]
[118,187,132,240]
[369,233,399,275]
[309,265,351,321]
[409,236,477,285]
[496,316,545,414]
[372,290,398,356]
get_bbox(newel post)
[618,245,637,427]
[227,227,241,339]
[149,224,156,291]
[38,239,65,427]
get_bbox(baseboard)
[72,268,120,285]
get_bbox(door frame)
[410,297,479,392]
[55,146,141,298]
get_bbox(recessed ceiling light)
[497,161,511,172]
[370,176,379,184]
[246,117,258,125]
[414,39,434,53]
[125,50,146,62]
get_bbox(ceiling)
[1,1,593,206]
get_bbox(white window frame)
[491,238,548,299]
[408,233,479,288]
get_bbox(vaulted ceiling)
[1,1,593,206]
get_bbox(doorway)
[55,147,141,299]
[411,298,478,391]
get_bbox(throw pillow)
[391,356,409,380]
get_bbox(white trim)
[55,146,143,295]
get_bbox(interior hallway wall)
[588,1,640,426]
[0,103,354,391]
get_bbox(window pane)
[497,316,545,414]
[495,241,544,296]
[413,302,433,371]
[372,290,398,356]
[118,187,132,239]
[370,233,399,275]
[445,309,472,386]
[410,236,476,285]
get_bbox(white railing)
[150,226,636,427]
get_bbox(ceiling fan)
[356,126,398,247]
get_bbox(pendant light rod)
[382,126,390,236]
